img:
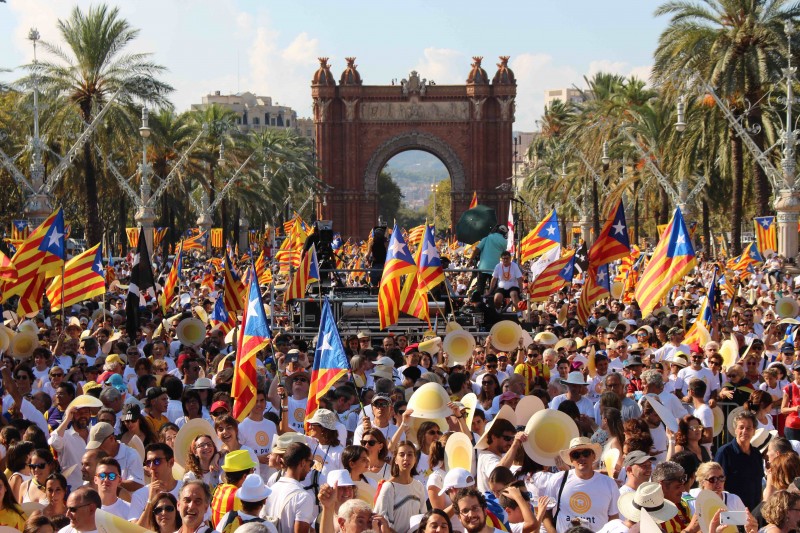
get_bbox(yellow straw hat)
[174,418,223,468]
[443,330,475,367]
[444,432,473,471]
[490,320,522,351]
[67,395,104,410]
[522,409,579,466]
[407,382,452,419]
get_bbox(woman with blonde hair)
[689,462,746,511]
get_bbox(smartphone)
[719,511,747,526]
[286,352,299,363]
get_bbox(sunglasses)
[292,377,309,383]
[361,440,378,447]
[569,449,593,460]
[144,458,165,467]
[28,463,47,470]
[154,505,176,514]
[373,402,390,408]
[50,373,64,378]
[97,472,118,481]
[706,475,726,484]
[67,503,91,513]
[500,435,515,442]
[427,430,443,436]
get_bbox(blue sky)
[0,1,668,130]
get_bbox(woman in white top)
[374,441,427,533]
[747,390,775,431]
[342,444,377,504]
[415,421,443,483]
[361,428,392,483]
[425,434,449,510]
[688,462,746,512]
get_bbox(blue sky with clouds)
[0,1,669,130]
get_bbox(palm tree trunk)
[633,182,640,245]
[592,179,600,238]
[82,132,102,246]
[659,187,669,225]
[730,128,745,255]
[702,198,711,256]
[748,105,771,216]
[117,194,126,255]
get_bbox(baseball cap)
[145,387,166,401]
[438,468,475,495]
[211,401,230,414]
[371,394,392,405]
[623,450,656,468]
[86,422,115,450]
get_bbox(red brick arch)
[312,56,516,238]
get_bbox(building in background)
[192,91,313,137]
[543,87,591,109]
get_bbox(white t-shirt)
[353,421,402,445]
[694,404,714,431]
[128,480,183,521]
[238,416,278,481]
[102,497,131,517]
[286,396,308,434]
[597,519,630,533]
[550,394,594,417]
[374,479,427,533]
[678,367,719,401]
[262,477,317,529]
[544,470,620,533]
[492,262,524,289]
[477,449,501,493]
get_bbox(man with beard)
[453,488,501,533]
[49,402,93,490]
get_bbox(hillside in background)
[384,151,449,209]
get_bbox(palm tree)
[653,0,800,253]
[27,4,172,245]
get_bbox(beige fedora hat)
[558,436,603,463]
[617,482,679,524]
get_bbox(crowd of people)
[0,229,796,533]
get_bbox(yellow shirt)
[0,507,27,531]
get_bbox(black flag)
[574,241,589,275]
[126,227,156,341]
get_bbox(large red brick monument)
[311,56,517,238]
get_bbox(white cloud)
[510,53,579,129]
[413,48,465,84]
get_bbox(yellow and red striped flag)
[754,216,777,256]
[399,269,429,323]
[284,244,314,303]
[378,224,418,329]
[210,295,236,334]
[45,243,106,311]
[153,228,168,251]
[223,254,246,314]
[232,269,271,421]
[126,228,139,249]
[407,224,426,249]
[520,210,560,264]
[0,251,15,280]
[469,191,478,210]
[254,251,273,286]
[276,218,305,273]
[2,209,64,308]
[528,251,575,302]
[182,230,208,252]
[577,263,611,325]
[161,243,182,313]
[11,220,29,241]
[634,208,697,317]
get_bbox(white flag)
[529,245,561,282]
[506,200,515,253]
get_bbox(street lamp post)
[135,107,156,253]
[774,20,800,260]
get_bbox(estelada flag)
[469,191,478,209]
[46,243,105,312]
[754,216,777,256]
[520,209,560,264]
[232,269,271,421]
[634,207,696,317]
[306,297,350,424]
[588,199,630,267]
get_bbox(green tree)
[426,178,451,231]
[653,0,800,252]
[378,170,403,224]
[29,4,172,245]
